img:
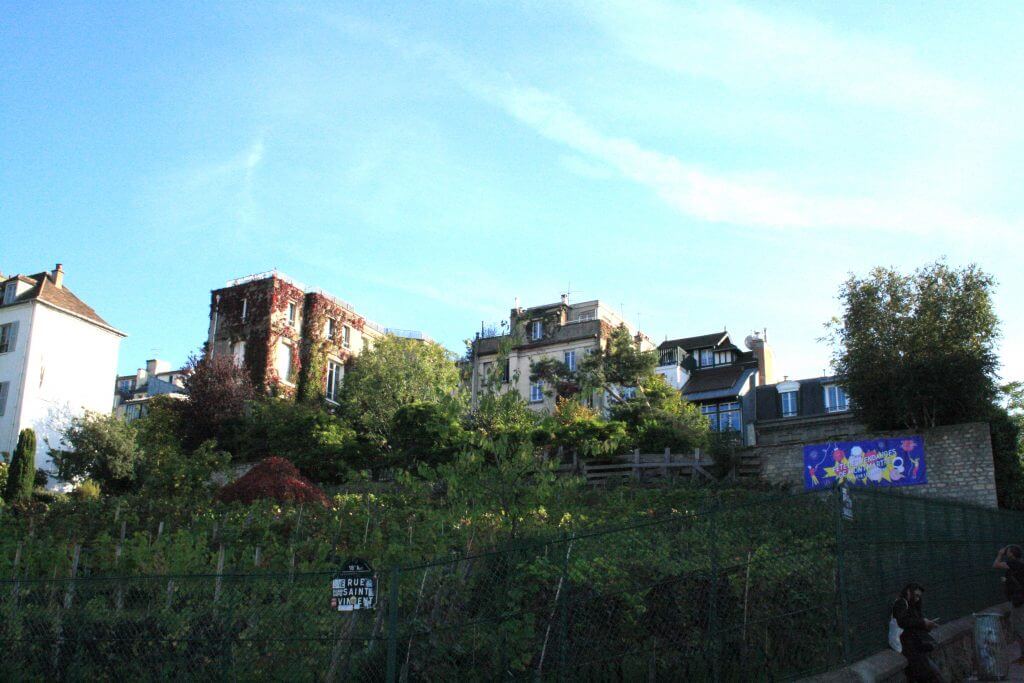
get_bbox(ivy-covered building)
[655,331,776,445]
[207,271,426,403]
[468,295,654,412]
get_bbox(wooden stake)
[214,544,226,603]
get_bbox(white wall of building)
[7,303,122,477]
[0,303,35,460]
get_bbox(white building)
[0,264,125,481]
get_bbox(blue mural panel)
[803,436,926,490]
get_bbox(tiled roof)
[659,332,728,351]
[682,364,748,395]
[2,270,124,335]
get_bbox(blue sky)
[3,1,1023,382]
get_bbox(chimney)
[560,293,569,305]
[52,263,64,289]
[746,330,777,385]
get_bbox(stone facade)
[756,415,997,508]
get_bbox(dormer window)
[824,384,850,413]
[530,320,543,340]
[714,350,733,366]
[699,349,714,367]
[780,391,798,417]
[776,379,801,418]
[2,283,15,305]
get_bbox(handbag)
[888,615,903,652]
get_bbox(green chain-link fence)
[1,488,1020,681]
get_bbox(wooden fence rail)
[554,448,716,485]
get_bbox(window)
[277,341,294,384]
[0,382,8,416]
[2,283,15,305]
[699,349,714,367]
[564,350,577,372]
[530,382,544,403]
[824,385,850,413]
[287,302,298,326]
[0,322,15,354]
[232,341,246,367]
[326,360,343,402]
[480,362,493,389]
[718,402,741,431]
[714,351,733,366]
[117,379,133,394]
[502,358,511,383]
[701,402,741,432]
[780,391,798,417]
[576,311,595,322]
[241,298,248,321]
[700,404,718,431]
[530,320,543,340]
[327,318,337,339]
[342,325,351,349]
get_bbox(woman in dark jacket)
[891,583,943,682]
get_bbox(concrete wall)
[0,302,34,458]
[17,303,123,477]
[756,416,997,508]
[802,602,1014,682]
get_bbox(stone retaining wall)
[754,420,997,508]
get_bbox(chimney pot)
[52,263,64,289]
[560,293,568,305]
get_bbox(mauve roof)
[659,332,728,351]
[2,271,123,335]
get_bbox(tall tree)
[181,352,256,449]
[340,336,462,448]
[4,428,37,502]
[828,261,999,430]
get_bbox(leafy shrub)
[0,460,8,497]
[73,479,102,501]
[237,399,359,482]
[391,401,467,468]
[533,399,627,459]
[50,412,141,492]
[217,456,329,506]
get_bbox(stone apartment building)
[655,330,776,444]
[468,295,654,412]
[114,358,189,422]
[206,271,426,402]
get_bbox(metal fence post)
[834,486,851,666]
[557,533,574,681]
[386,565,400,683]
[706,500,720,683]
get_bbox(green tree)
[4,428,36,502]
[577,325,660,406]
[340,336,462,447]
[391,400,467,469]
[610,374,709,452]
[237,399,359,483]
[51,412,141,492]
[828,261,999,430]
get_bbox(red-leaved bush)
[217,457,329,506]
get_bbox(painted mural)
[803,436,926,491]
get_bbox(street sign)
[331,558,376,612]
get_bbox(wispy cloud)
[492,84,1015,237]
[139,137,267,236]
[581,0,980,114]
